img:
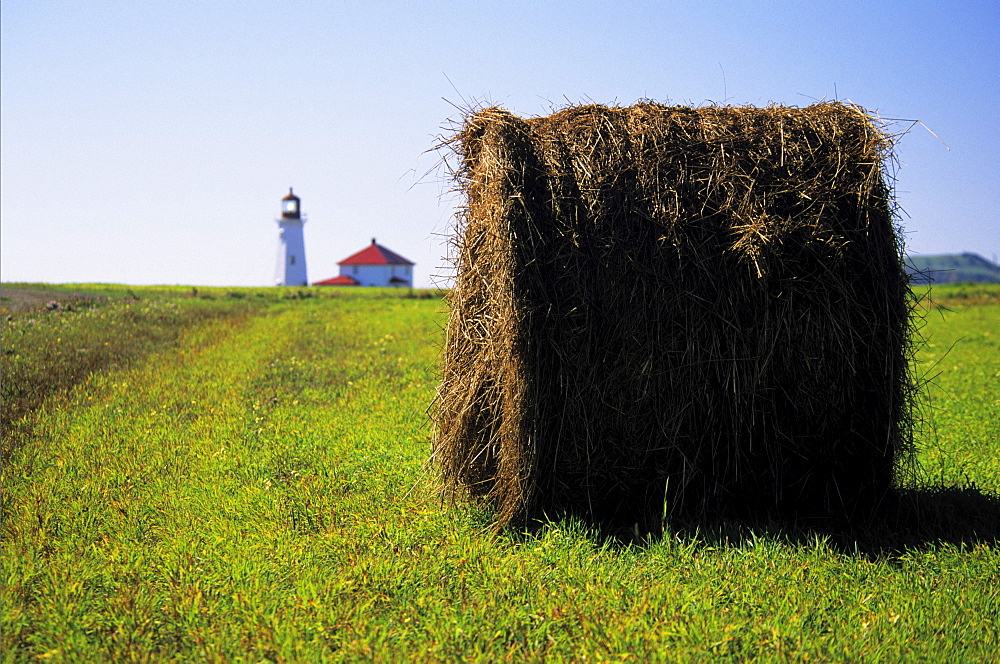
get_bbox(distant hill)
[905,253,1000,284]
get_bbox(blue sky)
[2,1,997,287]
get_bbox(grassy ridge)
[2,284,998,661]
[1,287,254,450]
[0,285,440,455]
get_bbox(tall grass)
[1,284,997,661]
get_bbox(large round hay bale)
[433,102,915,531]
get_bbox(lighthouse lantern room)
[276,188,308,286]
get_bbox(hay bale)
[433,102,915,531]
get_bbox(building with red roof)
[314,239,414,287]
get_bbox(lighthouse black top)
[281,188,301,219]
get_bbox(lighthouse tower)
[275,188,308,286]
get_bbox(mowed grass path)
[2,288,999,662]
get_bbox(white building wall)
[394,264,413,286]
[340,263,412,287]
[276,218,308,286]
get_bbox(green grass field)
[2,283,998,662]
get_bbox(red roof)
[313,275,359,286]
[338,240,414,266]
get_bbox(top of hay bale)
[451,101,897,270]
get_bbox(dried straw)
[433,102,916,532]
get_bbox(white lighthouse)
[275,188,308,286]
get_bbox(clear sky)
[2,1,998,287]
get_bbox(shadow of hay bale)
[433,102,917,534]
[663,484,1000,559]
[883,485,1000,551]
